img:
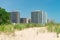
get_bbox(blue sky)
[0,0,60,23]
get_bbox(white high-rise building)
[31,10,47,24]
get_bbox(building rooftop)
[32,10,42,12]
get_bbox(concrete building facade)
[10,11,20,23]
[31,10,47,24]
[20,18,31,23]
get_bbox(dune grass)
[14,24,27,30]
[0,23,60,38]
[0,24,15,35]
[46,23,60,38]
[0,23,43,33]
[14,23,43,30]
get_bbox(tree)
[0,7,10,25]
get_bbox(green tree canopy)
[0,7,10,25]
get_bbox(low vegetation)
[46,22,60,38]
[14,24,27,30]
[0,7,10,25]
[0,23,43,34]
[0,24,15,35]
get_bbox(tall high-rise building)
[10,11,20,23]
[31,10,47,24]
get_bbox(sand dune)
[0,27,60,40]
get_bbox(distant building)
[31,10,47,24]
[28,18,31,23]
[20,18,31,23]
[47,19,54,23]
[10,11,20,23]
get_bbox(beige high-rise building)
[31,10,47,24]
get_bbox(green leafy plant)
[0,7,10,25]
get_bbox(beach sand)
[0,27,60,40]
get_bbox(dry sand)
[0,27,60,40]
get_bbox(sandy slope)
[0,27,60,40]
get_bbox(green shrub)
[47,23,60,38]
[54,24,60,33]
[4,24,14,33]
[0,23,44,34]
[0,24,15,35]
[14,24,27,30]
[54,24,60,38]
[26,23,43,28]
[47,25,53,32]
[0,25,4,32]
[26,23,34,28]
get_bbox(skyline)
[0,0,60,23]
